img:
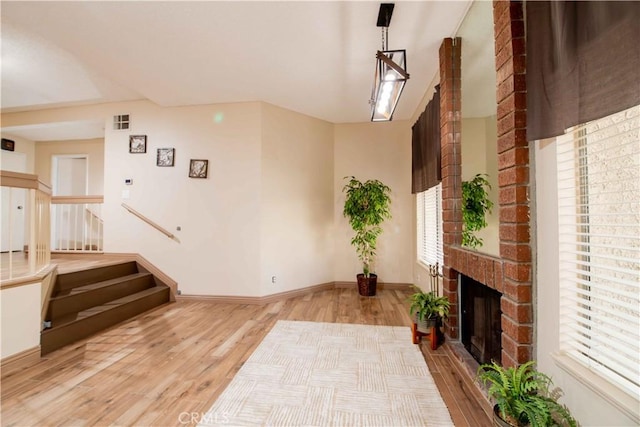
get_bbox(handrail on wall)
[85,207,104,224]
[121,203,175,239]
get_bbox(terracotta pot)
[356,273,377,296]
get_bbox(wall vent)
[113,114,130,130]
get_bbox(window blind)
[556,105,640,397]
[417,184,443,273]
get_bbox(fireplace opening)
[461,275,502,365]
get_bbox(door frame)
[51,154,89,196]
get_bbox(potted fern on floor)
[342,176,391,296]
[476,361,577,427]
[408,287,450,347]
[408,288,451,332]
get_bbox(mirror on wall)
[457,0,500,257]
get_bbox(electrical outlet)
[271,276,276,284]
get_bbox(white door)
[1,151,27,252]
[51,155,88,250]
[53,156,88,196]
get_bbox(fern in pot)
[408,288,450,333]
[476,361,577,427]
[342,176,391,296]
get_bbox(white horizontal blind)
[556,105,640,398]
[416,183,443,273]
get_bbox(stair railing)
[51,196,104,252]
[121,203,176,239]
[0,170,52,281]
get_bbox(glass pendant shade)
[371,49,408,122]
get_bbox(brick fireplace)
[439,1,531,367]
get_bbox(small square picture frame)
[157,148,175,167]
[189,159,209,178]
[1,138,15,152]
[129,135,147,153]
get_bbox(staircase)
[41,260,171,355]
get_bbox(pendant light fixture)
[370,3,410,122]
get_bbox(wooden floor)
[1,287,492,427]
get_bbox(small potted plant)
[476,360,577,427]
[342,176,391,296]
[408,288,451,333]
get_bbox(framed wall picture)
[157,148,175,167]
[129,135,147,153]
[1,138,15,152]
[189,159,208,178]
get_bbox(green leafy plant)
[476,361,577,427]
[408,288,451,321]
[342,176,391,277]
[462,173,494,249]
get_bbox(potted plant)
[408,288,451,333]
[342,176,391,296]
[476,360,577,427]
[462,173,494,249]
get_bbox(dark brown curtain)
[526,1,640,140]
[412,85,441,193]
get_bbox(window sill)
[552,352,640,424]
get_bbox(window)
[113,114,130,130]
[556,105,640,398]
[416,183,443,273]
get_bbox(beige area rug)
[199,320,454,426]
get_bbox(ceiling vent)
[113,114,130,131]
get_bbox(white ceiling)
[1,1,472,140]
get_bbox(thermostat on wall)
[125,178,133,185]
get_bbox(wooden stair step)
[41,286,170,355]
[49,286,166,327]
[48,272,155,320]
[54,261,139,291]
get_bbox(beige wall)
[3,99,415,295]
[1,283,41,359]
[0,134,35,173]
[260,103,334,295]
[333,121,413,284]
[535,140,638,426]
[3,100,264,296]
[35,138,104,195]
[102,101,263,296]
[461,115,499,256]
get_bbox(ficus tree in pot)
[462,173,494,249]
[342,176,391,296]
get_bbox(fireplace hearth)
[461,275,502,365]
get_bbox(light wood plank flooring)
[1,287,491,426]
[1,252,135,282]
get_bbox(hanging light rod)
[370,3,410,122]
[377,3,394,27]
